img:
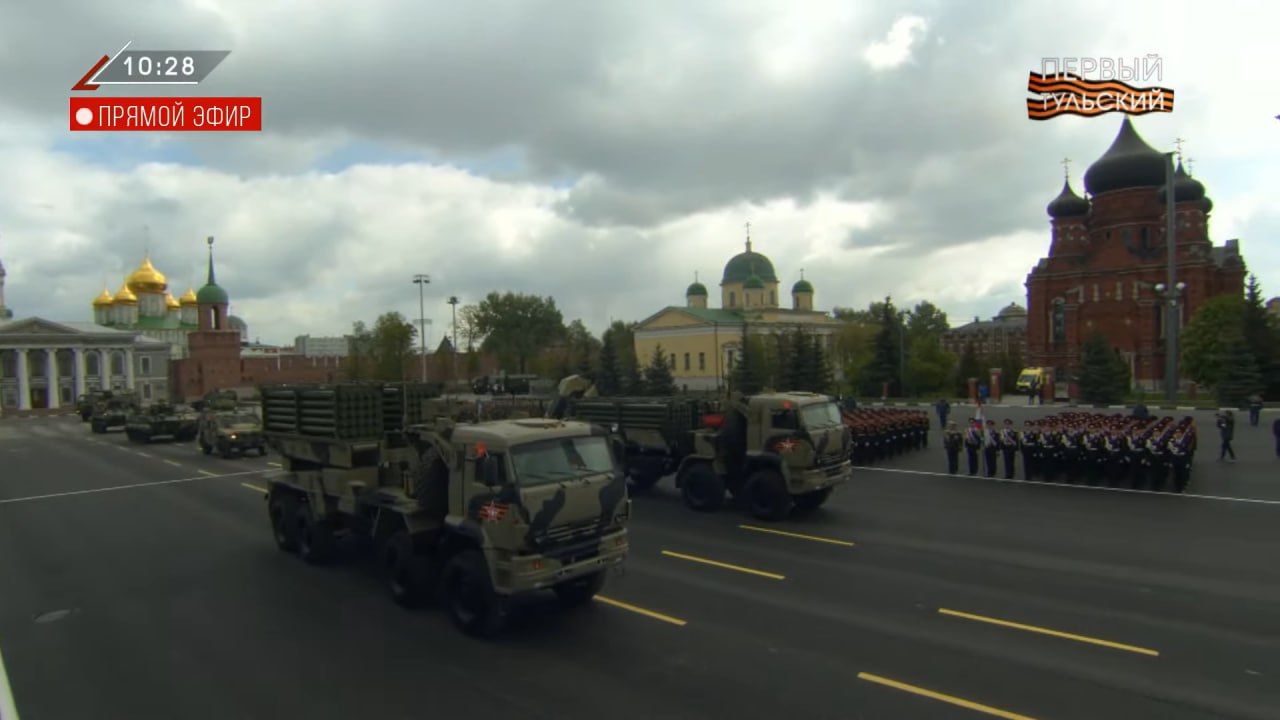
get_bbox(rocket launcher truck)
[259,382,631,638]
[550,375,853,521]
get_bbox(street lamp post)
[1157,150,1181,403]
[447,296,459,383]
[412,274,430,382]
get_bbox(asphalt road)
[1,413,1277,720]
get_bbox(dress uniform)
[943,421,963,474]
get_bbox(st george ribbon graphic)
[72,42,230,90]
[1026,71,1175,120]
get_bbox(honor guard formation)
[841,406,931,465]
[943,411,1197,493]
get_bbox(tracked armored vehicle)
[553,375,852,520]
[89,395,139,434]
[260,382,630,638]
[124,402,199,443]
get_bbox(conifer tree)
[643,344,677,396]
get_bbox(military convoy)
[124,402,199,443]
[550,376,852,520]
[259,381,631,638]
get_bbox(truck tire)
[554,571,605,608]
[678,463,725,512]
[440,549,507,638]
[793,486,832,511]
[413,447,449,509]
[744,468,792,521]
[268,492,300,553]
[383,531,434,609]
[295,502,338,565]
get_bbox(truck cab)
[678,392,852,520]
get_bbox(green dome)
[196,283,229,305]
[743,274,765,289]
[722,251,778,284]
[686,282,708,296]
[792,279,814,294]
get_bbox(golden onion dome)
[92,287,115,307]
[165,292,181,310]
[113,283,138,305]
[126,256,168,294]
[179,287,198,305]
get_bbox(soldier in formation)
[841,407,931,465]
[943,421,963,474]
[1013,412,1196,492]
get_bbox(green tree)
[907,335,957,396]
[1077,331,1129,404]
[867,298,903,396]
[474,292,565,374]
[346,321,374,380]
[563,319,601,376]
[1182,293,1247,388]
[602,320,643,394]
[1214,335,1262,406]
[596,331,622,395]
[369,311,417,381]
[729,323,766,394]
[643,344,677,396]
[456,304,484,352]
[904,300,950,341]
[1242,275,1280,399]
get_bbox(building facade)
[1024,118,1246,391]
[0,318,171,413]
[941,303,1028,358]
[634,232,842,391]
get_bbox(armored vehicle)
[124,402,199,443]
[554,376,851,520]
[77,391,108,421]
[260,382,630,638]
[89,395,139,434]
[198,409,266,457]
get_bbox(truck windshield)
[799,402,842,428]
[220,414,259,426]
[510,436,613,486]
[1018,372,1037,384]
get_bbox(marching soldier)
[943,421,963,474]
[983,419,1000,478]
[964,419,982,476]
[1021,420,1040,479]
[999,418,1019,480]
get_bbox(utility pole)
[447,295,459,383]
[1156,151,1183,403]
[412,274,430,382]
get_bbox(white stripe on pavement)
[852,466,1280,506]
[0,638,20,720]
[0,469,273,505]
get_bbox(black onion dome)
[1083,117,1169,196]
[1158,160,1206,204]
[1047,179,1090,219]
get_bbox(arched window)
[729,291,736,307]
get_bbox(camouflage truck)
[89,394,140,434]
[76,391,108,421]
[259,382,631,638]
[124,402,199,443]
[553,375,852,520]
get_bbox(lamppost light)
[1154,283,1166,292]
[1175,281,1186,291]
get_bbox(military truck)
[89,394,139,434]
[260,382,630,638]
[124,402,199,443]
[553,375,852,520]
[194,389,266,457]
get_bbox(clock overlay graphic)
[69,41,261,132]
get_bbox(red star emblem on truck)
[774,438,799,453]
[478,502,507,521]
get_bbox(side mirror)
[476,456,502,486]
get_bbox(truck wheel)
[793,486,832,511]
[678,463,725,512]
[268,492,300,553]
[295,502,338,565]
[383,531,434,609]
[744,469,792,521]
[553,571,605,608]
[441,549,507,637]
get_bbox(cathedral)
[1025,117,1247,392]
[633,229,842,391]
[90,250,247,358]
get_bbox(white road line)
[852,466,1280,506]
[0,469,271,506]
[0,638,20,720]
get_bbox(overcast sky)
[1,0,1276,346]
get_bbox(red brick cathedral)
[1024,117,1246,392]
